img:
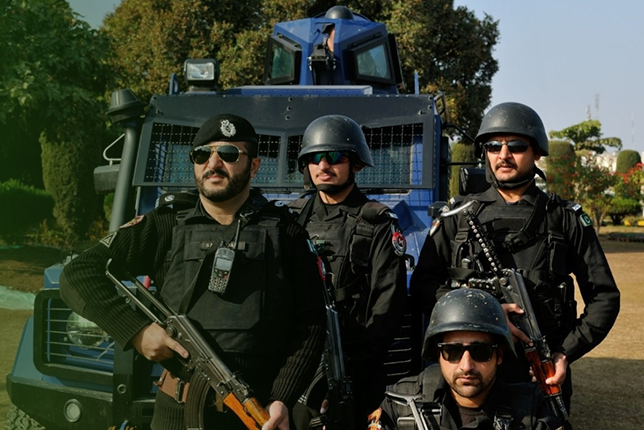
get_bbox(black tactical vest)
[384,365,550,430]
[290,196,390,316]
[160,197,294,356]
[448,192,575,341]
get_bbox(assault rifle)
[441,201,569,422]
[309,249,357,430]
[105,259,270,430]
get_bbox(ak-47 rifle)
[105,259,270,430]
[309,247,356,430]
[442,201,569,422]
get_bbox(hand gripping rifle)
[309,249,357,430]
[441,201,569,422]
[105,259,270,430]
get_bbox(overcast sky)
[69,0,644,156]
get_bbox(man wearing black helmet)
[372,288,564,430]
[291,114,407,429]
[60,114,326,430]
[410,102,620,420]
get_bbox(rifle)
[105,258,270,430]
[309,249,357,430]
[442,201,569,422]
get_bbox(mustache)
[202,168,228,180]
[453,370,482,380]
[316,168,336,177]
[495,160,516,169]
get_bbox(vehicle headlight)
[184,58,220,90]
[65,313,108,347]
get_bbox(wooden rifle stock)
[223,395,270,429]
[441,201,569,422]
[525,348,560,397]
[105,259,271,430]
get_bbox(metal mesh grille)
[360,123,423,185]
[43,298,115,370]
[142,121,423,188]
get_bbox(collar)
[184,188,268,224]
[433,377,502,427]
[312,185,368,220]
[476,183,542,207]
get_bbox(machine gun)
[441,201,569,422]
[309,247,357,430]
[105,259,270,430]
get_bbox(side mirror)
[94,164,120,194]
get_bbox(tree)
[608,162,643,225]
[0,0,113,240]
[575,155,618,233]
[104,0,498,137]
[549,119,622,154]
[546,140,577,200]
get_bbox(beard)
[447,368,496,400]
[196,160,252,203]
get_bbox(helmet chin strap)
[485,159,547,190]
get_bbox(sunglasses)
[308,151,350,165]
[484,140,530,154]
[189,145,250,164]
[437,342,498,363]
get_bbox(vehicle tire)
[4,404,45,430]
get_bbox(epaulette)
[156,190,199,211]
[360,201,394,224]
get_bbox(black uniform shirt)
[410,184,620,364]
[59,189,325,407]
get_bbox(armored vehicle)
[6,7,449,429]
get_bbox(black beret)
[192,114,258,155]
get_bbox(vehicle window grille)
[143,121,423,188]
[359,123,423,186]
[44,299,115,370]
[286,135,303,184]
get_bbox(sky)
[69,0,644,156]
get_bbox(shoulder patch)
[571,203,593,227]
[391,223,407,257]
[99,231,117,248]
[429,217,442,237]
[120,215,144,229]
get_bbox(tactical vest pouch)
[188,229,266,332]
[548,240,569,277]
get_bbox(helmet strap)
[485,157,537,190]
[315,171,355,195]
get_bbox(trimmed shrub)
[0,180,54,243]
[616,150,642,174]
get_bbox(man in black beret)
[60,114,326,430]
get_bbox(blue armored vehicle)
[6,7,449,429]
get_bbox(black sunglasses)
[189,145,250,164]
[308,151,350,165]
[484,140,530,154]
[437,342,498,363]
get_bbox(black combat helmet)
[422,288,516,360]
[298,114,374,172]
[474,102,549,159]
[325,5,355,20]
